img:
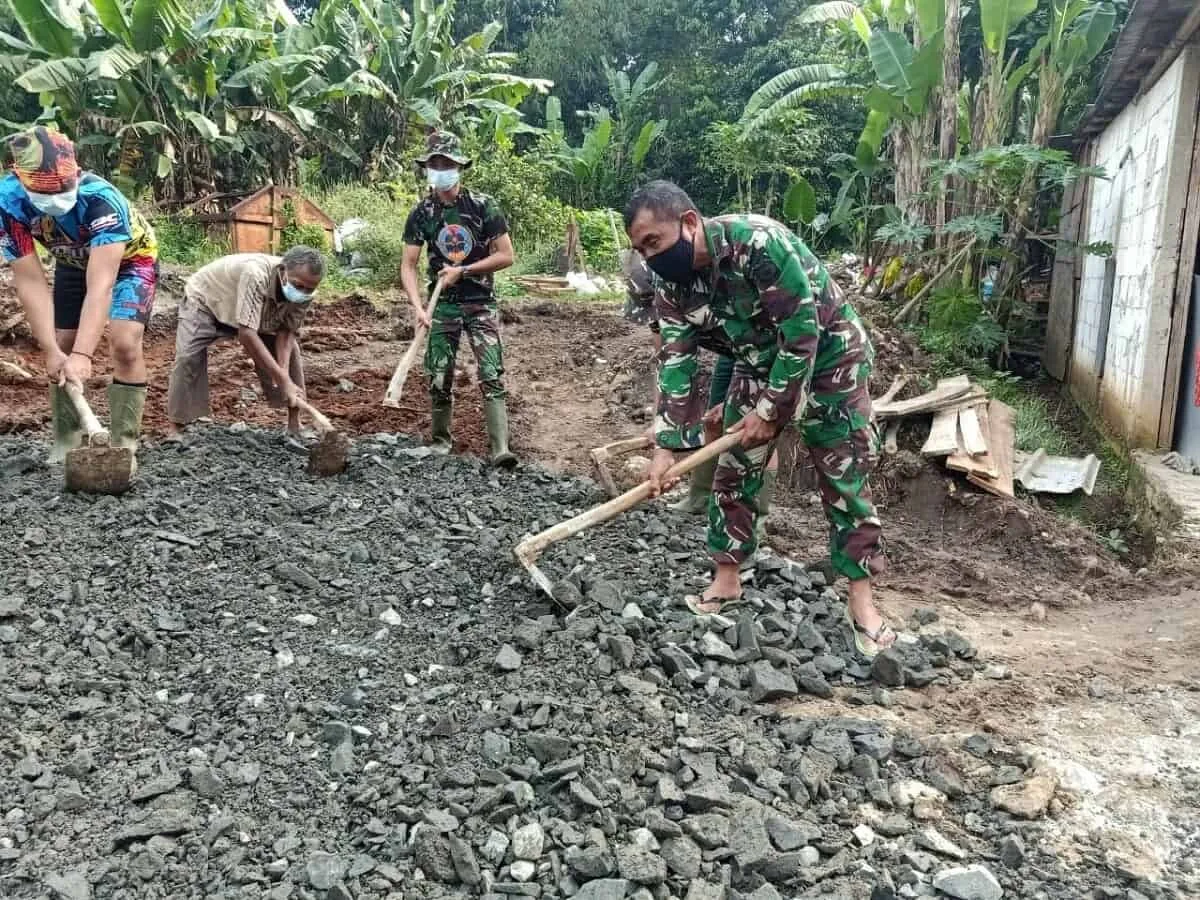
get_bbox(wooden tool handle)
[295,399,334,433]
[592,435,654,459]
[519,432,742,559]
[0,360,34,380]
[63,382,107,439]
[383,280,443,407]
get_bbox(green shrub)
[311,183,417,283]
[509,242,561,277]
[575,208,621,272]
[919,287,1007,374]
[152,216,228,268]
[279,199,330,252]
[465,142,570,251]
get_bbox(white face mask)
[428,168,460,191]
[27,187,78,217]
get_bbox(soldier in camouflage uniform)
[622,252,778,538]
[626,180,894,655]
[401,131,517,468]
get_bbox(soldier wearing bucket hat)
[400,130,518,468]
[0,126,158,465]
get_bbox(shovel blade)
[64,446,135,494]
[308,431,350,476]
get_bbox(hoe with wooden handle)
[383,280,443,408]
[516,432,742,598]
[295,398,350,476]
[589,435,653,498]
[63,383,135,494]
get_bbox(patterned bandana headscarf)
[8,126,80,194]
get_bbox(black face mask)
[645,218,696,284]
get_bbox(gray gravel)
[0,430,1171,899]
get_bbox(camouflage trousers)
[425,299,506,403]
[709,359,885,580]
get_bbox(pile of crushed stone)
[0,429,1173,900]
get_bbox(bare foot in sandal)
[848,577,896,656]
[685,562,743,615]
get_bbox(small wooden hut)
[194,185,335,254]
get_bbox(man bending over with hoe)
[624,251,778,541]
[0,127,156,464]
[626,180,895,657]
[166,246,325,438]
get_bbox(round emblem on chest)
[436,223,474,263]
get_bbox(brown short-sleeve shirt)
[185,253,306,334]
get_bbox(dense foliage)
[0,0,1130,319]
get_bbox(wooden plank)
[946,403,998,479]
[875,375,972,419]
[0,360,34,380]
[967,400,1015,498]
[884,421,900,455]
[1157,81,1200,448]
[1044,175,1086,380]
[876,375,910,405]
[921,407,960,457]
[896,386,989,418]
[958,404,989,456]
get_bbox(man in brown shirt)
[166,246,325,437]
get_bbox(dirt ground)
[2,282,1198,888]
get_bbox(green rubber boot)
[48,384,83,464]
[670,454,717,515]
[484,397,518,469]
[108,382,146,478]
[429,398,453,455]
[755,468,777,542]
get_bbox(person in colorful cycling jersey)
[0,127,158,462]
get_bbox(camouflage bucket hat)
[414,130,472,168]
[8,126,79,194]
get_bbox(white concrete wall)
[1070,47,1200,444]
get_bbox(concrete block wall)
[1070,47,1200,445]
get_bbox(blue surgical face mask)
[281,278,314,304]
[27,187,78,218]
[428,167,460,191]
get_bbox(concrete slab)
[1130,450,1200,551]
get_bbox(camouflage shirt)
[653,214,870,450]
[403,187,508,303]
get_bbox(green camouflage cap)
[415,130,472,168]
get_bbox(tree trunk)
[937,0,962,248]
[996,64,1067,326]
[893,113,932,223]
[968,50,1014,219]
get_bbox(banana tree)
[542,61,667,209]
[994,0,1117,322]
[543,96,613,208]
[4,0,333,200]
[970,0,1038,155]
[600,61,667,199]
[1025,0,1116,148]
[740,63,860,132]
[763,0,944,221]
[300,0,551,183]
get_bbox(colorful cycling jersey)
[0,171,158,271]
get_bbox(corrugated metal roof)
[1074,0,1200,142]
